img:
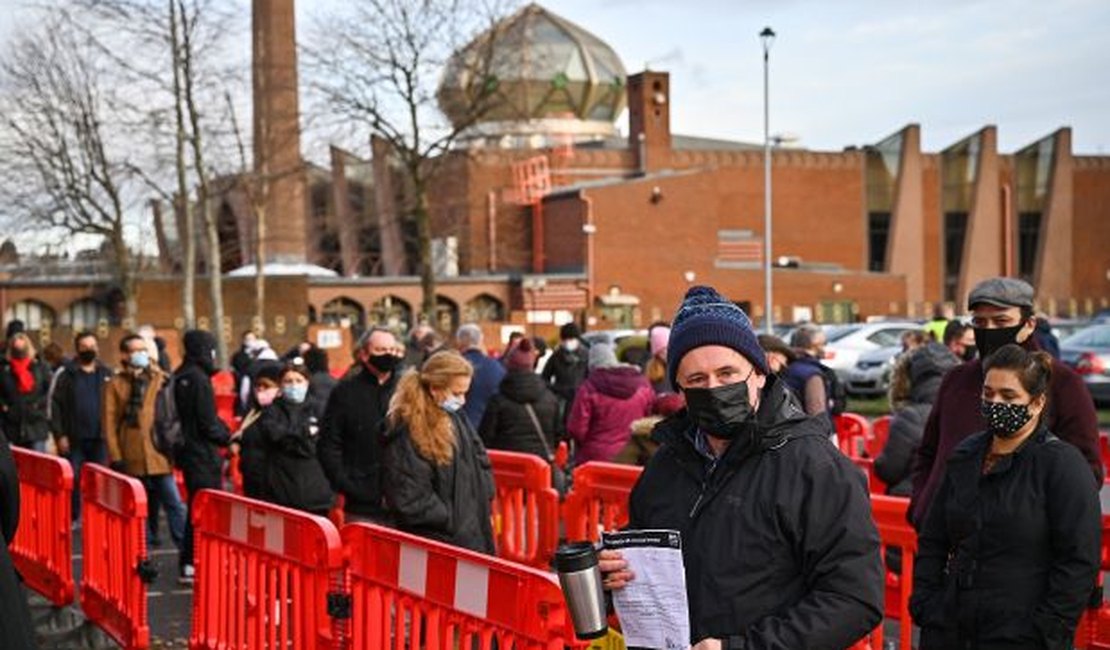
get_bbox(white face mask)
[440,396,465,413]
[563,339,580,352]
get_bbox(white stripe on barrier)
[453,561,489,619]
[399,544,427,597]
[263,512,284,555]
[230,501,248,543]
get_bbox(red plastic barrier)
[563,462,642,543]
[189,490,346,650]
[211,370,235,395]
[868,415,892,458]
[852,457,887,494]
[342,521,580,649]
[868,495,917,650]
[81,463,150,650]
[1099,433,1110,484]
[1076,514,1110,649]
[487,450,560,570]
[834,413,871,458]
[215,393,239,432]
[10,447,74,606]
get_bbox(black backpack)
[819,364,848,416]
[152,375,184,463]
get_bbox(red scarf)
[9,356,35,394]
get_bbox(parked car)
[581,329,647,348]
[845,345,901,397]
[1060,323,1110,406]
[1050,318,1094,342]
[821,322,923,381]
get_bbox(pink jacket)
[566,366,654,464]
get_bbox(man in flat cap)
[909,277,1102,528]
[600,285,882,649]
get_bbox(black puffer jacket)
[875,343,958,497]
[382,411,496,554]
[478,371,562,459]
[317,366,398,517]
[632,376,883,648]
[541,344,589,403]
[911,426,1100,650]
[0,428,36,650]
[0,358,52,447]
[248,399,333,514]
[174,331,230,489]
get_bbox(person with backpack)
[103,334,186,555]
[175,330,231,585]
[784,325,845,423]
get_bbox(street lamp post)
[761,26,775,335]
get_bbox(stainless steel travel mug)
[555,542,608,640]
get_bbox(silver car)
[1060,323,1110,406]
[845,345,902,397]
[821,322,923,381]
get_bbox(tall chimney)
[252,0,307,263]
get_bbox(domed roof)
[437,4,627,145]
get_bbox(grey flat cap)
[967,277,1034,310]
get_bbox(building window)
[1017,212,1041,281]
[1014,135,1055,284]
[944,212,969,303]
[864,131,903,272]
[868,212,891,272]
[941,133,982,302]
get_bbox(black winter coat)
[382,412,496,554]
[478,371,562,459]
[50,361,113,442]
[0,358,52,447]
[911,426,1101,650]
[317,367,397,517]
[175,361,230,489]
[541,344,589,403]
[0,429,38,649]
[247,399,333,514]
[631,377,883,648]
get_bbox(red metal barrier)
[834,413,871,458]
[342,521,579,649]
[868,495,917,650]
[10,447,74,606]
[81,463,150,650]
[488,450,559,570]
[562,462,642,543]
[189,489,346,650]
[868,415,892,458]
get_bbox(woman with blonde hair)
[381,350,496,554]
[0,332,52,451]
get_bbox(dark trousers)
[181,472,220,569]
[69,438,107,521]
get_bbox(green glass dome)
[437,3,627,145]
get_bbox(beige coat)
[103,367,172,476]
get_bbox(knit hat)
[506,337,537,372]
[666,286,769,389]
[588,341,620,370]
[281,357,312,383]
[560,322,581,341]
[649,326,671,357]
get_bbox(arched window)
[321,297,365,330]
[4,300,57,332]
[464,294,505,323]
[60,298,111,331]
[435,296,459,334]
[369,295,413,334]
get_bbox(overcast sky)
[1,0,1107,156]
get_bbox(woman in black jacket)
[244,362,333,516]
[911,344,1100,650]
[382,350,495,555]
[478,338,562,459]
[0,333,52,451]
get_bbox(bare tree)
[305,0,517,324]
[0,14,143,321]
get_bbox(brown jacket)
[103,367,172,476]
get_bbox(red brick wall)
[1073,158,1110,310]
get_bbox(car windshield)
[1062,324,1110,348]
[825,325,862,342]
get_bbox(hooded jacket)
[478,370,562,458]
[911,426,1100,650]
[174,331,230,488]
[566,365,653,463]
[382,410,496,554]
[631,377,884,648]
[247,398,334,514]
[875,343,957,497]
[541,343,589,402]
[909,337,1102,528]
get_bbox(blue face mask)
[283,385,308,404]
[440,396,465,413]
[129,351,150,369]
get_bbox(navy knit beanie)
[666,285,769,389]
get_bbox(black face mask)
[961,346,978,362]
[974,324,1025,361]
[367,353,398,374]
[683,381,757,440]
[77,350,97,364]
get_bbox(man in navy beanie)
[600,286,882,649]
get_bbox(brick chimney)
[627,71,671,173]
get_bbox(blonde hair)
[645,355,667,386]
[388,350,474,466]
[8,332,36,358]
